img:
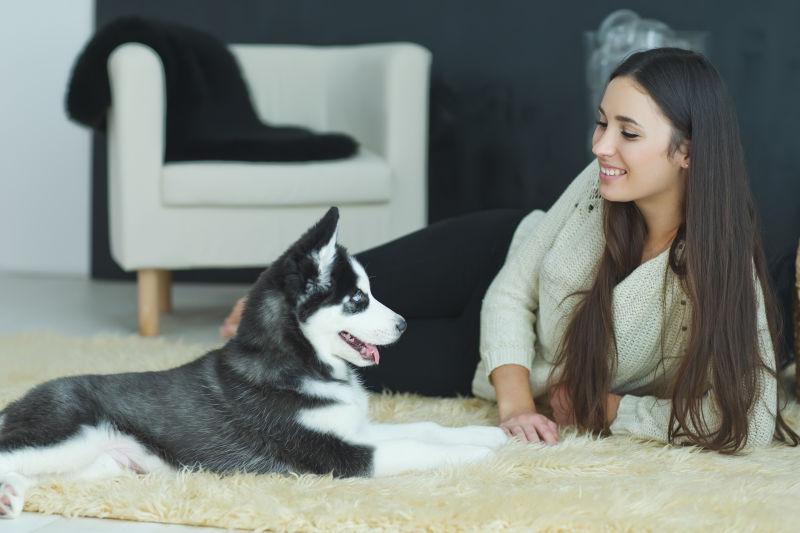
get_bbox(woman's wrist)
[499,401,537,421]
[606,393,622,424]
[490,364,536,420]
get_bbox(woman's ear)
[679,140,691,169]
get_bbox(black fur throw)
[66,16,358,162]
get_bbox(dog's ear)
[283,207,340,286]
[314,207,339,279]
[304,207,339,252]
[291,207,339,252]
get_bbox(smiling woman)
[540,47,800,452]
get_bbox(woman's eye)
[596,121,638,140]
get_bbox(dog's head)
[244,207,406,368]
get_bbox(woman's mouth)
[599,165,627,181]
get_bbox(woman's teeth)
[600,167,627,176]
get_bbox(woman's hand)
[490,364,559,444]
[220,296,247,339]
[499,409,560,445]
[548,385,623,426]
[606,393,622,424]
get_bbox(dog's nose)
[396,317,407,334]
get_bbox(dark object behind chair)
[66,16,357,163]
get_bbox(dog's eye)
[351,290,364,302]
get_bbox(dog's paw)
[461,426,509,449]
[0,473,26,519]
[445,444,493,466]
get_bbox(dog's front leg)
[0,472,31,519]
[368,437,492,477]
[366,422,507,449]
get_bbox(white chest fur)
[296,375,370,442]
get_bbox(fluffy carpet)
[2,332,800,532]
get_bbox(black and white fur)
[0,207,506,518]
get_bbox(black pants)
[353,208,526,397]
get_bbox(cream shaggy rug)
[2,332,800,532]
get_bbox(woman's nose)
[592,130,615,158]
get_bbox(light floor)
[0,271,252,532]
[0,271,251,345]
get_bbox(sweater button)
[681,326,687,331]
[574,202,578,208]
[588,204,594,211]
[680,299,686,305]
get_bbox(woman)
[221,48,799,454]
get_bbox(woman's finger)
[535,422,558,445]
[548,422,561,442]
[541,428,558,445]
[510,425,528,443]
[521,424,541,444]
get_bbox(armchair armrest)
[324,43,432,228]
[106,42,166,269]
[325,44,431,160]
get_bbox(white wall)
[0,0,94,276]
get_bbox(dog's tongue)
[361,343,380,365]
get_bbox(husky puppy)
[0,207,506,518]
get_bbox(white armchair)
[105,42,431,336]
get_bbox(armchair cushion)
[66,16,357,162]
[162,148,392,207]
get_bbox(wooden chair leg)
[138,269,160,337]
[158,270,172,313]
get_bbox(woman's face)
[591,76,689,204]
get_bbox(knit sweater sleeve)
[478,159,598,377]
[609,274,778,450]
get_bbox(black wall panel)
[89,0,800,299]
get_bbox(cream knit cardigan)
[471,159,778,448]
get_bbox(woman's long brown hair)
[549,48,799,453]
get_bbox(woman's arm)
[609,368,776,449]
[478,160,598,378]
[491,363,536,419]
[609,280,778,450]
[476,160,597,443]
[491,363,559,444]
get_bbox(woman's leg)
[354,208,526,396]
